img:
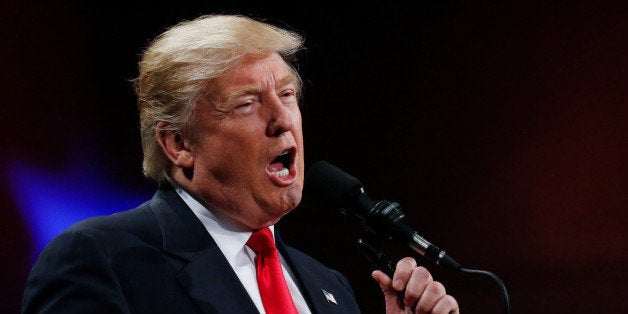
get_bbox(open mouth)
[267,147,296,181]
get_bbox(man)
[22,15,459,313]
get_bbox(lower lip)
[267,161,297,186]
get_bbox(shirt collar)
[166,177,276,263]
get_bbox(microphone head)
[304,160,363,209]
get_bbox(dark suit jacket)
[22,184,361,313]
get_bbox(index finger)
[392,257,418,291]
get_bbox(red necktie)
[246,228,298,314]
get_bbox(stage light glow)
[7,159,151,261]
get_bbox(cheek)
[198,121,261,158]
[296,134,305,168]
[208,145,258,180]
[191,136,241,181]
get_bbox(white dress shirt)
[171,182,312,314]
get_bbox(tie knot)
[246,227,276,254]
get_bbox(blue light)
[7,159,152,261]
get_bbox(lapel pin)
[321,289,337,305]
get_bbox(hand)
[372,257,460,314]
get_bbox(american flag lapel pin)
[321,289,337,304]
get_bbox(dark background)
[2,1,627,313]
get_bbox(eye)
[280,89,297,101]
[234,100,258,115]
[237,100,253,108]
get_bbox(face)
[184,53,304,229]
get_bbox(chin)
[263,187,302,221]
[245,185,303,229]
[283,185,303,210]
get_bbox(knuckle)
[428,281,446,296]
[404,289,421,303]
[397,256,417,268]
[441,295,455,307]
[414,266,429,275]
[435,295,459,313]
[413,266,431,281]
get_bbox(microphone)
[304,160,460,271]
[305,160,511,314]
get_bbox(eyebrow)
[222,72,299,104]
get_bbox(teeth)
[271,168,289,178]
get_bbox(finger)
[371,270,393,293]
[392,257,417,291]
[416,281,446,314]
[372,270,406,310]
[403,266,432,309]
[431,295,459,314]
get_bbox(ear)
[155,121,194,169]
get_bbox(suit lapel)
[149,184,259,314]
[175,247,259,313]
[276,234,355,313]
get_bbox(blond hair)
[134,15,304,182]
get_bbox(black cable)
[459,268,510,314]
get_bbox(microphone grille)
[304,160,363,208]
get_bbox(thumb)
[372,270,394,295]
[372,269,407,312]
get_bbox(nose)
[265,94,299,137]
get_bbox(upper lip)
[270,145,296,167]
